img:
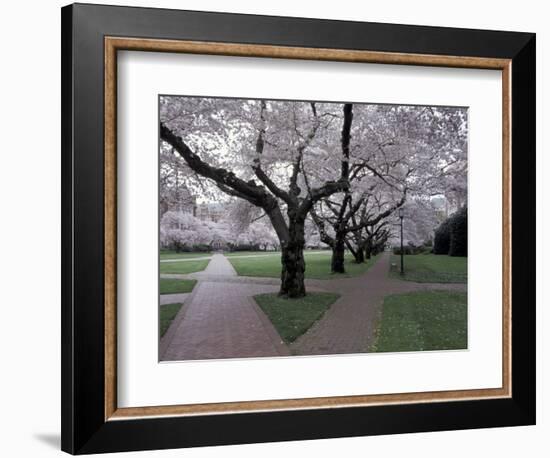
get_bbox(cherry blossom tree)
[161,211,234,251]
[309,104,467,272]
[160,146,196,216]
[160,97,350,297]
[159,97,467,295]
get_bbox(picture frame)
[61,3,536,454]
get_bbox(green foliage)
[393,245,430,255]
[371,290,467,352]
[159,303,183,337]
[229,244,271,252]
[433,218,452,254]
[433,206,468,257]
[187,244,211,252]
[254,292,340,344]
[165,244,211,253]
[449,206,468,257]
[159,278,197,295]
[389,254,467,283]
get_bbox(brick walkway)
[160,252,466,361]
[197,253,237,276]
[160,280,290,361]
[290,252,466,356]
[161,253,290,360]
[160,292,189,305]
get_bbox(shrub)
[161,242,212,253]
[192,244,211,253]
[432,207,468,256]
[449,206,468,257]
[371,243,385,256]
[433,219,452,254]
[392,245,404,255]
[393,244,424,255]
[231,244,261,252]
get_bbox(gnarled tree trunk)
[280,244,306,298]
[364,237,372,260]
[355,245,365,263]
[331,230,346,273]
[345,239,364,264]
[161,107,349,300]
[279,218,306,298]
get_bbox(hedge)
[433,206,467,257]
[449,206,468,257]
[433,218,452,254]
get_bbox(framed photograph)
[61,3,536,454]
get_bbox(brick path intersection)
[160,252,466,361]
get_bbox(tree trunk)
[364,238,372,259]
[331,231,346,273]
[365,245,372,259]
[161,122,349,299]
[355,246,365,263]
[345,239,363,264]
[279,219,306,298]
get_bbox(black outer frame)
[61,3,536,454]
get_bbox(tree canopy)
[160,96,468,295]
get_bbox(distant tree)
[160,211,233,252]
[309,104,466,272]
[400,198,440,247]
[160,147,196,216]
[312,190,405,270]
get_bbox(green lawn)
[160,250,211,260]
[254,292,340,344]
[371,290,467,353]
[224,250,328,258]
[160,278,197,295]
[224,250,279,257]
[160,259,210,274]
[160,303,183,337]
[389,254,467,283]
[228,251,378,280]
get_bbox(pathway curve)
[160,252,466,361]
[290,252,466,356]
[161,272,327,287]
[161,253,293,361]
[160,293,190,305]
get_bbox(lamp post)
[398,208,404,275]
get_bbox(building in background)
[160,184,196,217]
[196,202,225,223]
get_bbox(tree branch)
[310,205,335,247]
[160,122,277,210]
[341,103,353,180]
[350,190,407,231]
[299,179,349,216]
[251,101,293,205]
